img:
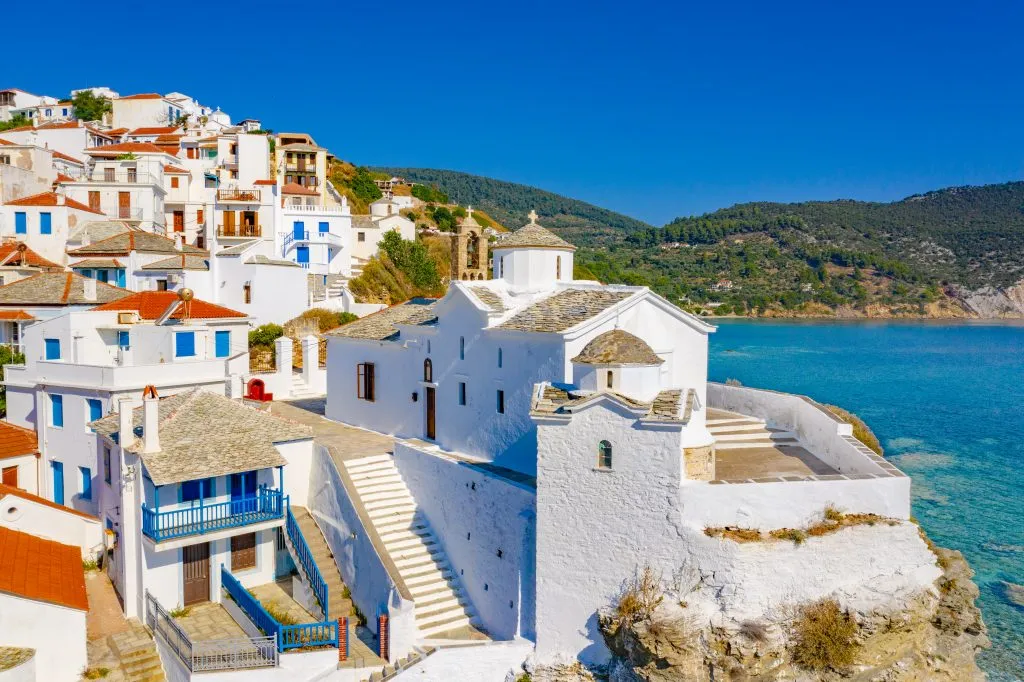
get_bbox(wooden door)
[118,192,130,219]
[224,211,235,236]
[173,211,184,232]
[425,387,436,440]
[182,542,210,605]
[1,466,17,488]
[88,191,100,212]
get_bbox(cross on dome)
[467,205,473,218]
[528,209,539,224]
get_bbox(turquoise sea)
[708,320,1023,681]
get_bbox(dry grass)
[791,599,859,671]
[83,668,111,680]
[807,505,898,538]
[168,605,191,618]
[612,565,664,627]
[261,600,299,626]
[705,526,763,543]
[824,404,883,455]
[738,619,769,643]
[769,528,808,545]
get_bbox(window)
[231,532,257,571]
[357,363,375,401]
[118,330,130,350]
[40,212,52,235]
[215,330,230,358]
[318,221,329,233]
[44,338,61,360]
[175,331,196,358]
[197,209,204,225]
[170,176,179,189]
[181,478,214,502]
[96,270,109,283]
[52,462,64,505]
[87,398,102,425]
[79,467,92,500]
[423,358,432,382]
[496,389,505,414]
[103,167,115,182]
[598,440,613,469]
[50,394,63,427]
[459,336,465,360]
[458,382,466,406]
[45,108,52,117]
[357,232,365,242]
[14,212,26,234]
[62,108,68,116]
[498,348,503,368]
[156,279,168,291]
[607,370,614,389]
[243,284,252,304]
[557,256,562,279]
[103,447,111,484]
[0,155,9,166]
[126,167,137,183]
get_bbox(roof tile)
[91,291,244,319]
[0,526,88,611]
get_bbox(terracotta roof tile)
[54,173,75,184]
[253,179,276,185]
[0,242,62,269]
[0,310,35,321]
[0,526,88,611]
[281,182,319,196]
[0,138,13,146]
[91,291,245,319]
[128,126,180,136]
[50,150,84,165]
[118,93,164,100]
[83,142,168,156]
[163,165,189,174]
[5,191,103,215]
[0,484,99,521]
[0,422,37,460]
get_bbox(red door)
[173,211,184,232]
[118,192,131,219]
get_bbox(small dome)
[572,330,663,366]
[493,210,575,251]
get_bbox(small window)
[170,176,179,189]
[458,382,466,406]
[423,358,432,382]
[243,284,252,304]
[497,348,503,368]
[496,389,505,414]
[175,331,196,358]
[118,330,130,350]
[215,330,230,358]
[459,337,465,360]
[357,363,376,402]
[231,532,257,571]
[44,338,61,360]
[40,212,52,235]
[103,447,111,484]
[181,478,214,502]
[556,256,562,279]
[357,232,366,242]
[156,279,168,291]
[13,212,26,235]
[79,467,92,500]
[87,398,102,426]
[50,394,63,427]
[318,221,329,233]
[598,440,613,469]
[606,370,614,389]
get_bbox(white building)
[3,290,251,515]
[0,420,40,492]
[350,200,416,262]
[0,190,106,264]
[0,121,117,163]
[110,93,186,130]
[0,89,53,122]
[278,187,352,275]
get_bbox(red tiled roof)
[281,182,318,196]
[155,134,182,144]
[51,150,84,165]
[103,128,129,137]
[0,138,13,146]
[0,242,62,269]
[84,142,168,156]
[163,165,189,174]
[0,310,35,321]
[253,179,276,185]
[54,173,75,184]
[35,121,80,130]
[129,126,179,136]
[118,93,164,100]
[91,291,247,319]
[5,191,103,215]
[0,525,89,610]
[0,422,37,460]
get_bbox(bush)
[350,167,383,203]
[791,599,859,671]
[612,565,664,628]
[411,184,449,204]
[823,404,883,455]
[451,206,467,219]
[431,206,455,231]
[297,308,358,333]
[248,323,284,348]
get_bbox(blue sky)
[6,0,1023,225]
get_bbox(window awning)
[203,172,218,182]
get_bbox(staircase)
[289,506,353,621]
[350,256,368,278]
[707,412,800,449]
[289,372,322,399]
[325,274,348,300]
[108,623,165,682]
[343,454,477,639]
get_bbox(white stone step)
[713,430,796,442]
[401,559,449,579]
[390,542,441,562]
[358,480,408,495]
[377,520,423,537]
[715,438,800,450]
[418,613,471,636]
[385,535,437,553]
[416,596,464,617]
[395,552,443,571]
[367,505,416,521]
[406,571,453,590]
[345,460,394,476]
[707,422,769,433]
[414,585,460,606]
[706,416,764,426]
[363,495,415,511]
[362,488,413,503]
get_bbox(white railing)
[283,203,347,215]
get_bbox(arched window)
[598,440,613,469]
[459,336,465,360]
[556,256,562,280]
[606,370,614,389]
[498,347,503,368]
[423,358,432,382]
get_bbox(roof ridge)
[60,272,72,304]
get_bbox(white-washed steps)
[343,454,477,639]
[707,414,800,450]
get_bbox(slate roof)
[68,221,136,245]
[91,291,246,320]
[71,258,124,269]
[214,240,258,256]
[498,288,634,333]
[468,287,504,312]
[140,254,209,271]
[0,526,88,611]
[0,272,129,306]
[531,385,687,423]
[68,231,207,256]
[494,220,575,251]
[0,422,37,460]
[572,329,663,365]
[327,298,438,341]
[90,390,312,485]
[246,255,300,267]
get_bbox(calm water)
[708,320,1023,680]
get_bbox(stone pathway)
[86,569,131,641]
[271,399,394,463]
[173,603,246,641]
[250,579,316,624]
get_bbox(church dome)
[493,211,575,251]
[572,330,663,366]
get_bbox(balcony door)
[182,542,210,606]
[425,386,436,440]
[173,211,184,232]
[230,470,258,514]
[118,192,130,219]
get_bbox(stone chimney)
[118,397,136,448]
[82,276,97,302]
[54,184,66,206]
[142,386,160,453]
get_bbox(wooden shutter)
[366,363,375,402]
[230,532,257,571]
[357,363,366,399]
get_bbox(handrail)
[142,488,285,542]
[286,507,329,618]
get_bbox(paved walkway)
[174,602,247,641]
[715,444,838,479]
[272,398,394,464]
[250,580,316,624]
[85,569,131,641]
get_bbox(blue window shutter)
[215,330,230,358]
[44,338,61,360]
[175,331,196,357]
[296,246,309,264]
[88,398,102,423]
[81,269,93,279]
[50,394,63,427]
[14,212,26,234]
[80,467,92,500]
[118,330,130,349]
[52,462,64,505]
[293,221,304,239]
[319,221,329,233]
[117,270,126,287]
[40,212,52,235]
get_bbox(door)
[242,211,257,237]
[51,461,64,505]
[425,387,436,440]
[293,221,305,240]
[173,211,184,233]
[230,470,258,514]
[1,466,17,488]
[182,542,210,606]
[88,191,100,212]
[118,192,130,219]
[296,246,309,265]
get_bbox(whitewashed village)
[0,87,987,682]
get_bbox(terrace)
[141,487,286,543]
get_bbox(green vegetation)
[328,162,383,213]
[71,90,111,122]
[0,114,31,132]
[169,605,191,618]
[83,667,111,679]
[430,206,455,231]
[791,599,859,671]
[0,346,25,417]
[292,308,358,333]
[348,232,444,304]
[248,323,284,348]
[411,183,449,204]
[824,404,883,454]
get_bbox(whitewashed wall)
[0,594,86,682]
[0,490,103,557]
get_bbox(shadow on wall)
[580,610,612,666]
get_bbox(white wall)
[389,640,534,682]
[0,490,103,557]
[394,442,535,641]
[0,650,34,682]
[0,453,38,495]
[214,253,308,326]
[492,247,574,290]
[0,594,86,682]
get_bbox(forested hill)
[371,167,652,242]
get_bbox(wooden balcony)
[217,189,262,203]
[217,223,261,238]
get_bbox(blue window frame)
[215,330,230,358]
[80,467,92,500]
[293,221,305,239]
[44,338,61,360]
[14,212,26,234]
[296,246,309,264]
[175,331,196,357]
[50,394,63,427]
[52,462,64,505]
[180,478,214,502]
[116,270,126,287]
[103,447,111,484]
[80,269,93,279]
[87,398,102,423]
[118,330,130,350]
[318,221,329,233]
[40,212,52,235]
[96,270,109,283]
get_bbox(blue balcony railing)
[286,507,329,618]
[142,488,286,542]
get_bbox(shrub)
[791,599,859,671]
[350,167,383,203]
[411,184,449,204]
[769,528,808,545]
[297,308,358,333]
[705,526,763,543]
[248,323,284,348]
[823,404,883,455]
[169,605,191,618]
[431,206,455,231]
[451,206,467,219]
[262,600,298,625]
[612,565,664,627]
[725,378,742,386]
[83,667,111,679]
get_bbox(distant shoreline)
[704,316,1024,327]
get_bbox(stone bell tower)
[451,206,488,281]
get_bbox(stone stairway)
[289,371,322,399]
[707,413,800,450]
[290,505,353,622]
[108,623,165,682]
[350,256,368,277]
[325,273,348,299]
[343,454,477,639]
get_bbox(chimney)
[118,397,136,448]
[54,184,66,205]
[142,386,160,453]
[173,233,183,251]
[82,276,97,302]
